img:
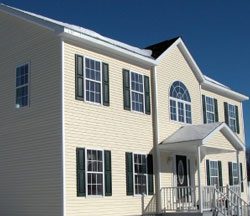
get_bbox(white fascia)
[201,80,249,102]
[60,28,157,67]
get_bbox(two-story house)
[0,4,248,216]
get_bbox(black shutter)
[235,106,240,134]
[240,163,244,192]
[214,98,219,122]
[202,95,207,124]
[218,161,223,187]
[75,55,84,100]
[76,148,85,196]
[126,152,134,195]
[102,63,110,106]
[224,102,229,125]
[228,162,233,185]
[147,154,154,195]
[123,69,131,110]
[104,150,112,196]
[144,76,151,115]
[206,160,210,185]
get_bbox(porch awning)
[159,122,245,153]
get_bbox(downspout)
[151,66,161,213]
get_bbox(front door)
[176,155,188,187]
[176,155,189,201]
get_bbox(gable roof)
[0,3,155,66]
[0,4,248,101]
[161,122,244,151]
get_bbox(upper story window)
[75,55,110,106]
[123,69,151,115]
[202,95,218,124]
[224,102,240,134]
[131,72,144,112]
[169,81,192,124]
[228,104,237,132]
[16,63,29,108]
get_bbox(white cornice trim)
[60,29,157,67]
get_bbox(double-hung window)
[231,162,239,185]
[169,81,192,124]
[86,149,104,196]
[131,72,144,113]
[134,154,147,195]
[122,69,151,114]
[228,104,237,132]
[85,58,101,104]
[210,160,219,186]
[16,63,29,108]
[205,96,215,123]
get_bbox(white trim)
[61,30,156,66]
[61,40,66,216]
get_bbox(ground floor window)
[231,162,239,185]
[210,160,219,186]
[86,149,104,196]
[134,154,147,194]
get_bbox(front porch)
[144,123,249,215]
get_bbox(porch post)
[236,150,241,194]
[197,146,203,213]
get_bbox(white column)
[197,146,203,213]
[236,150,241,194]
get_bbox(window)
[85,58,101,104]
[75,55,110,106]
[134,154,147,194]
[210,161,219,186]
[205,96,215,123]
[16,63,29,108]
[131,72,144,113]
[86,149,104,196]
[170,81,192,124]
[228,104,237,132]
[231,162,239,185]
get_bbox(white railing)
[161,186,198,212]
[203,186,215,210]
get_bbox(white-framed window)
[86,149,104,196]
[85,58,102,104]
[131,72,144,113]
[231,162,239,185]
[16,63,29,108]
[210,160,219,186]
[169,81,192,124]
[228,104,237,132]
[133,153,148,195]
[205,96,215,123]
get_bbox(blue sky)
[2,0,250,148]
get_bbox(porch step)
[160,212,202,216]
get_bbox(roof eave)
[60,28,157,67]
[202,80,249,102]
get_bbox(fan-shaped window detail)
[169,81,192,124]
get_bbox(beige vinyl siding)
[0,12,62,216]
[156,45,202,143]
[63,41,154,216]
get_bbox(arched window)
[169,81,192,124]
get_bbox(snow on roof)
[204,75,230,90]
[161,122,222,144]
[0,4,152,58]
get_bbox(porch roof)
[159,122,245,152]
